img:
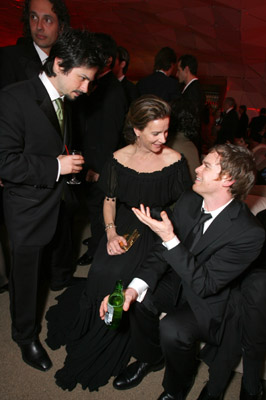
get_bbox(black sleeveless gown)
[45,155,191,391]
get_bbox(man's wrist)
[162,235,180,250]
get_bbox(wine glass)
[67,150,82,185]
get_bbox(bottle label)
[104,303,114,325]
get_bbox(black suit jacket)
[73,71,127,174]
[137,71,181,103]
[136,190,265,344]
[182,79,206,114]
[0,37,42,89]
[0,76,71,246]
[121,76,139,108]
[217,109,240,144]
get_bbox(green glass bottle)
[104,280,124,329]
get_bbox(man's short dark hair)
[117,46,130,74]
[43,29,107,77]
[153,47,177,72]
[178,54,198,76]
[212,144,256,201]
[22,0,70,38]
[95,33,117,69]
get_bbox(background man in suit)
[0,29,106,372]
[176,54,206,152]
[137,47,180,103]
[216,97,240,144]
[101,144,265,400]
[112,45,139,108]
[75,34,127,266]
[0,0,70,88]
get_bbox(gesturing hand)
[132,204,175,242]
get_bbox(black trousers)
[9,202,73,344]
[129,273,224,397]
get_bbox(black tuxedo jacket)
[121,76,139,107]
[137,71,181,103]
[0,76,71,246]
[217,109,240,144]
[136,190,265,344]
[72,71,127,174]
[182,79,206,113]
[0,37,42,89]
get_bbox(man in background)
[112,45,139,108]
[137,47,180,103]
[0,0,70,88]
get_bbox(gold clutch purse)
[119,229,140,252]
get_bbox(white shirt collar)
[225,107,234,114]
[182,77,198,94]
[33,42,48,65]
[118,75,125,82]
[155,70,167,76]
[39,71,62,103]
[202,198,233,233]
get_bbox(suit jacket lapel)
[193,199,240,254]
[33,76,62,138]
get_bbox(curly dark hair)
[43,29,108,77]
[22,0,70,38]
[169,97,200,141]
[123,95,171,144]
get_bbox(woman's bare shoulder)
[113,145,135,163]
[162,146,182,163]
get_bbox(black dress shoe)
[113,359,164,390]
[77,252,93,266]
[157,391,175,400]
[19,339,52,372]
[240,380,264,400]
[0,283,8,294]
[50,276,86,291]
[197,383,224,400]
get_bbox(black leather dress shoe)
[19,339,52,372]
[113,359,164,390]
[157,391,175,400]
[50,276,86,291]
[197,383,224,400]
[77,252,93,266]
[0,283,8,294]
[240,380,264,400]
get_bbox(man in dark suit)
[176,54,206,151]
[100,144,265,400]
[176,54,205,112]
[0,29,106,372]
[216,97,240,144]
[0,0,70,292]
[112,46,139,108]
[137,47,180,103]
[75,34,128,266]
[0,0,70,89]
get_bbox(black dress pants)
[9,202,73,344]
[129,274,221,397]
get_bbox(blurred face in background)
[29,0,60,54]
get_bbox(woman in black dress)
[46,95,192,391]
